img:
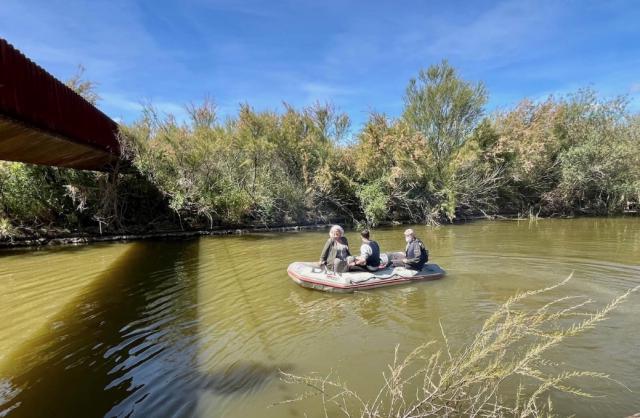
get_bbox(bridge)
[0,38,120,171]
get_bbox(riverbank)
[5,213,638,250]
[0,215,504,249]
[0,223,335,249]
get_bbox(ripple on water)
[1,219,639,417]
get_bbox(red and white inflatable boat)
[287,252,446,293]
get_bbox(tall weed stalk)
[279,275,639,417]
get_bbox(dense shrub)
[1,63,639,238]
[477,90,640,216]
[120,101,355,228]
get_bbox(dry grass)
[278,274,639,417]
[0,217,17,240]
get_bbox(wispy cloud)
[626,79,640,112]
[101,93,144,113]
[154,101,188,118]
[101,93,187,122]
[424,0,564,63]
[1,0,159,75]
[299,81,356,102]
[1,0,194,121]
[193,0,282,19]
[2,0,638,126]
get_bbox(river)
[1,218,639,417]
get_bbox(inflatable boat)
[287,252,446,293]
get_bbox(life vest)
[365,240,381,267]
[405,239,428,267]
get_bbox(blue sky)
[2,0,639,131]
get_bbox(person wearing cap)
[348,229,382,271]
[402,229,428,270]
[319,225,350,272]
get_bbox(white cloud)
[101,93,187,123]
[300,82,356,102]
[101,93,144,113]
[424,0,564,64]
[3,0,636,127]
[193,0,282,18]
[155,101,187,117]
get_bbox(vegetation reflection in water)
[0,218,639,417]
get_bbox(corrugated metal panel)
[0,38,120,158]
[0,116,115,170]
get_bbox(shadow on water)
[0,239,291,418]
[201,361,292,395]
[0,241,198,417]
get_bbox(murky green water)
[0,218,639,417]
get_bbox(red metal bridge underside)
[0,38,120,171]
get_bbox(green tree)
[356,179,389,226]
[403,60,487,177]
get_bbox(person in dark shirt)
[348,229,382,271]
[402,228,428,270]
[319,225,350,272]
